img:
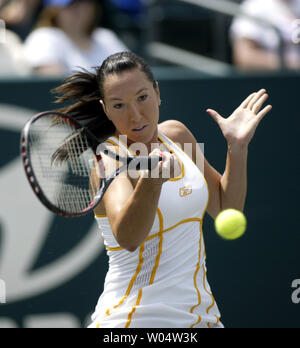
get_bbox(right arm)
[103,174,163,252]
[101,150,176,252]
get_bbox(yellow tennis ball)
[215,209,247,240]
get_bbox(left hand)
[206,89,272,148]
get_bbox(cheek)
[108,113,122,126]
[145,96,159,114]
[148,101,160,122]
[107,111,128,131]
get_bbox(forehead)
[103,68,152,100]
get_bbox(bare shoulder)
[158,120,196,145]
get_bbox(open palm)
[207,89,272,147]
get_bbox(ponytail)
[51,68,116,141]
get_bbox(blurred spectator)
[0,0,43,40]
[230,0,300,70]
[106,0,150,55]
[0,29,31,76]
[24,0,128,76]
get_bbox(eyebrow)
[109,88,149,101]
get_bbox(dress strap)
[105,135,135,157]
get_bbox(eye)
[113,103,123,109]
[138,94,148,102]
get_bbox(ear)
[100,99,110,119]
[154,81,161,106]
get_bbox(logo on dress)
[179,185,192,197]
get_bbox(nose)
[129,103,142,124]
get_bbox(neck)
[114,129,160,154]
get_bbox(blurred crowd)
[0,0,299,77]
[230,0,300,70]
[0,0,146,76]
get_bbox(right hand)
[141,148,181,185]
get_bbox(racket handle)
[128,156,163,170]
[99,146,163,169]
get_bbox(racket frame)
[20,111,162,217]
[20,111,103,217]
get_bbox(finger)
[149,148,162,157]
[160,152,172,179]
[248,89,266,110]
[252,93,269,114]
[161,151,171,161]
[256,105,272,121]
[206,109,222,123]
[166,153,181,179]
[240,93,256,109]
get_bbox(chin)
[132,128,158,143]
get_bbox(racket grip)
[129,156,162,170]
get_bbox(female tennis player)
[52,51,272,328]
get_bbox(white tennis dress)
[89,132,223,328]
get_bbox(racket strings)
[28,115,99,214]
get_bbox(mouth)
[132,125,147,132]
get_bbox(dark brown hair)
[52,51,157,141]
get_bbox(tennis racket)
[20,111,162,217]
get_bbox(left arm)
[218,142,248,213]
[206,89,272,215]
[161,89,272,219]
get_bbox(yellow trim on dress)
[189,220,203,328]
[102,217,204,251]
[95,214,107,218]
[106,245,123,251]
[160,132,210,212]
[105,138,121,148]
[202,263,219,328]
[157,134,185,181]
[125,288,143,328]
[149,209,164,285]
[125,207,164,328]
[96,242,145,328]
